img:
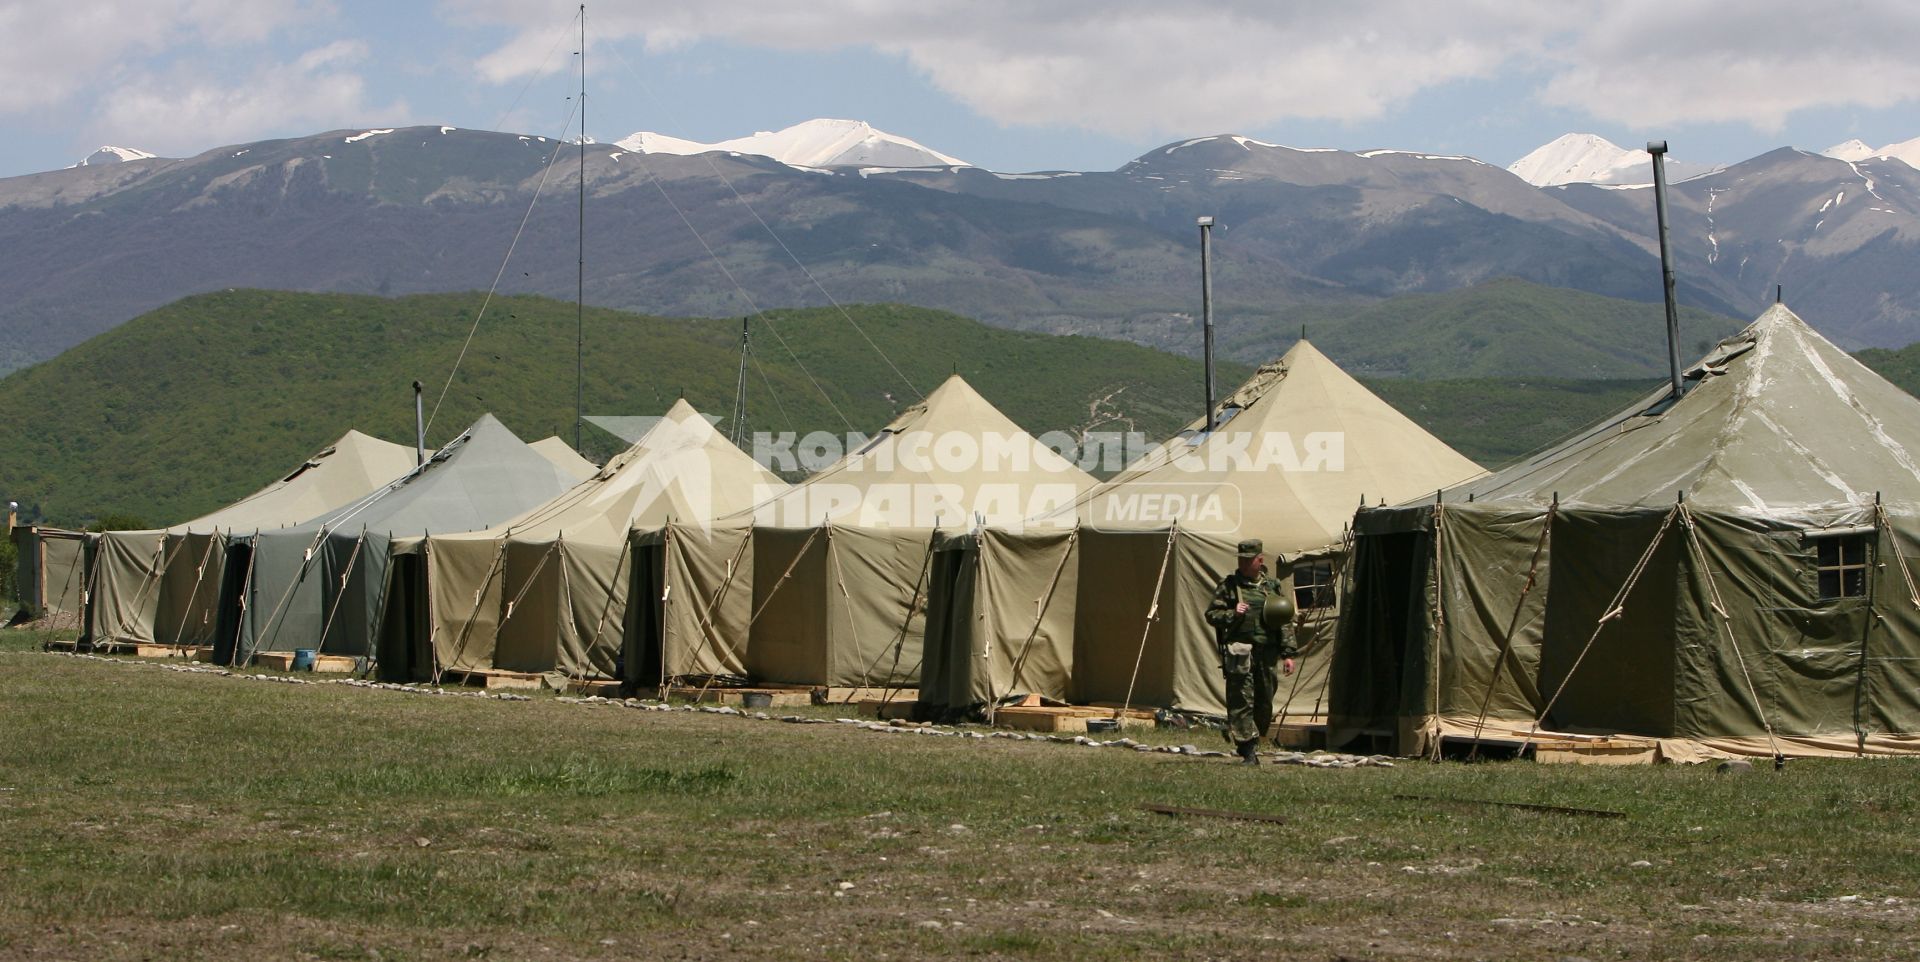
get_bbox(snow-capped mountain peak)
[1508,134,1646,187]
[616,119,970,169]
[1509,133,1715,187]
[72,145,157,167]
[1821,139,1877,162]
[1876,135,1920,170]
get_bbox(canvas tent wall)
[383,400,784,682]
[941,339,1484,719]
[919,526,1082,715]
[682,375,1094,693]
[82,430,416,649]
[1331,305,1920,759]
[10,525,88,627]
[226,414,578,665]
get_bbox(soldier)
[1204,539,1298,765]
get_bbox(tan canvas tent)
[83,430,417,649]
[1332,305,1920,759]
[385,400,784,682]
[529,436,598,482]
[921,339,1483,718]
[225,414,579,665]
[653,375,1095,694]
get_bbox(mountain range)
[4,120,1919,376]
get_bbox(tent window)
[854,429,895,455]
[1293,562,1336,610]
[1813,533,1872,600]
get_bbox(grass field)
[3,631,1919,961]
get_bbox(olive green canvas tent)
[223,414,581,665]
[1332,305,1920,759]
[383,400,784,682]
[921,339,1484,718]
[652,375,1095,694]
[9,525,88,627]
[82,430,418,649]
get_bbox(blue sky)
[5,1,1920,178]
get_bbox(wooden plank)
[663,686,813,708]
[566,679,624,698]
[439,668,546,691]
[250,651,298,671]
[822,686,904,703]
[1269,723,1326,750]
[854,699,919,721]
[310,655,356,674]
[991,706,1154,733]
[1534,745,1658,766]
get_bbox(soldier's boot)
[1237,739,1260,766]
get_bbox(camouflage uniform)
[1205,554,1298,757]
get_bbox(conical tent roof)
[498,399,790,544]
[83,429,418,648]
[1069,339,1484,552]
[747,374,1096,527]
[528,436,597,483]
[1453,304,1920,513]
[181,430,418,534]
[298,414,580,537]
[234,414,583,659]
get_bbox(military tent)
[223,414,580,665]
[644,375,1095,695]
[921,339,1483,719]
[9,525,88,627]
[1331,305,1920,759]
[383,400,783,682]
[82,430,417,649]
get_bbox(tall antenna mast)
[1647,140,1683,401]
[574,4,587,451]
[732,317,752,445]
[1197,215,1217,433]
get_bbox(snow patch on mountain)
[72,146,156,167]
[1510,133,1714,187]
[344,129,395,144]
[616,119,969,169]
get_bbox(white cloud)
[92,40,408,154]
[1536,3,1920,132]
[443,0,1920,138]
[0,0,325,113]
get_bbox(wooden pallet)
[1442,728,1659,766]
[822,686,910,703]
[853,698,920,721]
[131,644,215,661]
[1269,721,1327,750]
[565,678,624,698]
[662,686,815,708]
[441,668,547,691]
[990,705,1156,733]
[250,651,357,673]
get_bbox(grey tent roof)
[1451,304,1920,513]
[288,413,583,538]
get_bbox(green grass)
[3,645,1920,960]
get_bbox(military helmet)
[1260,593,1297,632]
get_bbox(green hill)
[1226,277,1746,379]
[0,291,1238,524]
[10,286,1915,528]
